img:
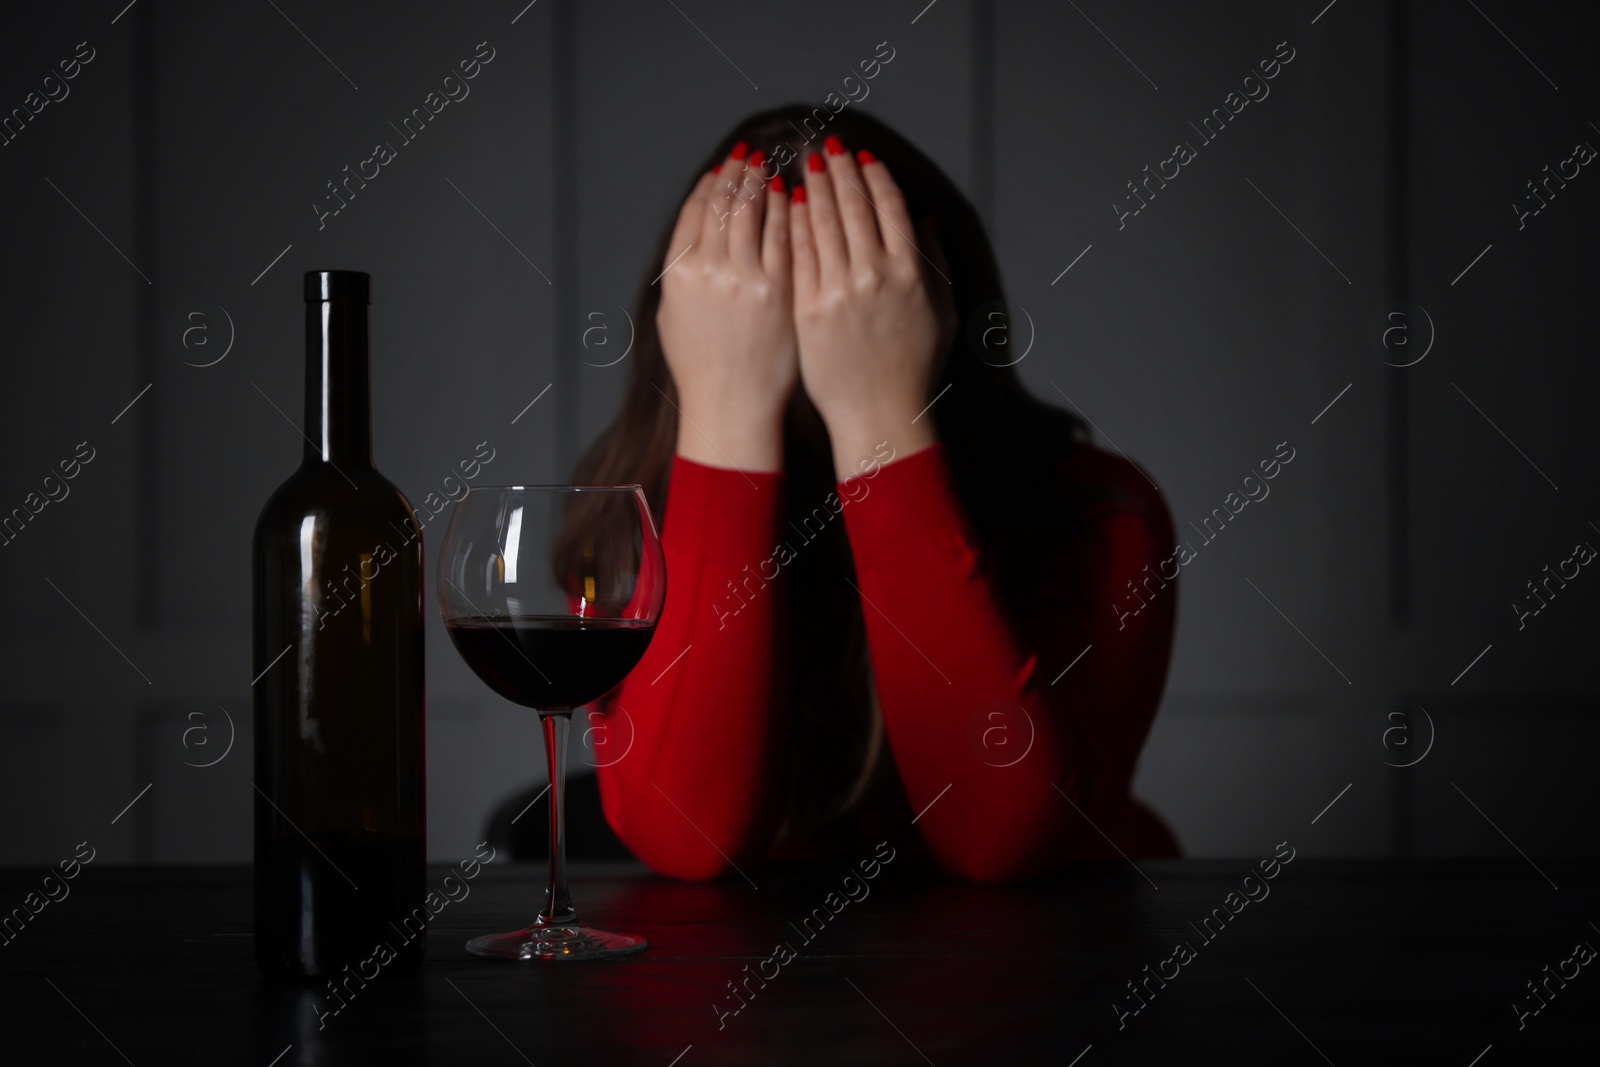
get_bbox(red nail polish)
[856,148,876,165]
[791,185,807,204]
[769,174,786,194]
[748,149,767,169]
[824,135,846,156]
[710,164,721,174]
[730,141,750,161]
[806,152,826,173]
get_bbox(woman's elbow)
[925,827,1058,885]
[626,837,743,882]
[604,803,765,882]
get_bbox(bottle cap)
[304,270,371,304]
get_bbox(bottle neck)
[303,298,373,468]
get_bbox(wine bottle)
[252,270,427,979]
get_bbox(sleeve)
[594,454,789,880]
[839,442,1177,884]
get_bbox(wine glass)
[438,485,665,960]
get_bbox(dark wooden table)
[1,858,1593,1064]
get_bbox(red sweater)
[595,440,1179,884]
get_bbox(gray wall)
[0,0,1595,866]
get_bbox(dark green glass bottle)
[253,270,426,979]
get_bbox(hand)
[656,143,796,472]
[790,138,947,479]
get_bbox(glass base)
[466,921,647,961]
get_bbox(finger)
[698,140,751,255]
[725,148,769,267]
[760,173,791,282]
[666,169,716,268]
[821,135,882,265]
[857,152,921,271]
[800,149,848,278]
[788,183,818,297]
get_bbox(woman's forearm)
[838,444,1176,883]
[595,455,788,880]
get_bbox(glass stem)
[539,711,576,925]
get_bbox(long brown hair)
[572,105,1088,842]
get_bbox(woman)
[575,106,1179,884]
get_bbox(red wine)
[446,616,656,709]
[253,271,427,980]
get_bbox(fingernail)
[856,148,877,165]
[729,141,750,161]
[806,152,826,173]
[748,149,767,169]
[710,164,721,174]
[824,135,846,157]
[769,174,787,194]
[791,185,807,204]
